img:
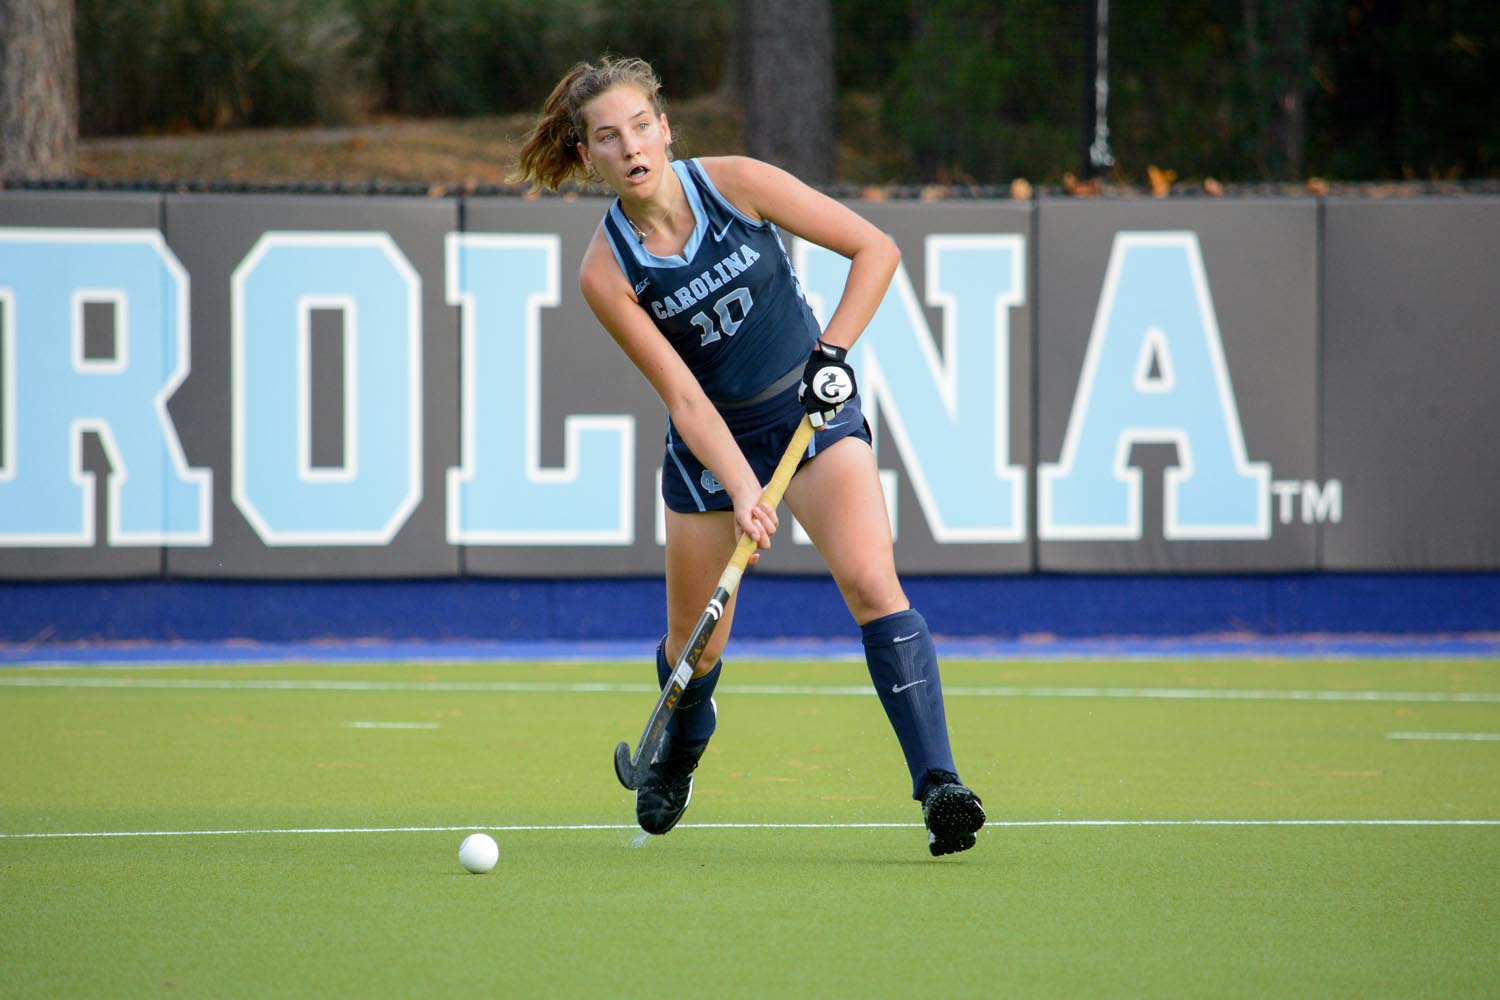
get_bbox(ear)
[576,141,592,172]
[660,113,672,147]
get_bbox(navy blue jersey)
[601,158,822,403]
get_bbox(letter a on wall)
[1039,232,1269,540]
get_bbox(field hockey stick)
[613,415,817,790]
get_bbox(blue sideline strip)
[2,634,1498,666]
[1,573,1498,664]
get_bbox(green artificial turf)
[2,657,1498,998]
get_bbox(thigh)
[783,437,908,625]
[664,508,742,672]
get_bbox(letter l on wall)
[445,234,633,545]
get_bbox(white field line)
[1386,731,1500,742]
[2,675,1500,704]
[339,721,439,729]
[3,819,1500,841]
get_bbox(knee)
[837,569,908,626]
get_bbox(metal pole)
[1083,0,1114,178]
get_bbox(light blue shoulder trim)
[686,159,768,230]
[601,202,634,278]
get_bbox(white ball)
[458,833,499,874]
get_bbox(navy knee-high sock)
[861,609,958,799]
[656,637,721,751]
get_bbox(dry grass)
[80,114,570,188]
[76,96,751,189]
[75,93,911,190]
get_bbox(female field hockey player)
[513,56,985,856]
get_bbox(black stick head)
[613,741,640,789]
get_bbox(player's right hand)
[733,498,778,565]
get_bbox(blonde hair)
[511,56,665,191]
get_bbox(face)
[577,84,671,195]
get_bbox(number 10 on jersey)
[690,287,754,345]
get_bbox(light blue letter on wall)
[232,233,422,545]
[1038,232,1268,539]
[0,228,210,545]
[445,234,633,544]
[796,235,1026,541]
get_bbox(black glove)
[798,341,857,429]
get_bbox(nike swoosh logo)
[713,223,732,242]
[893,632,921,643]
[892,679,927,694]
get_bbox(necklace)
[624,168,683,243]
[624,210,661,243]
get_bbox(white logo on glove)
[815,369,854,405]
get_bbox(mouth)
[627,164,648,179]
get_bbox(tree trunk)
[737,0,836,186]
[0,0,78,178]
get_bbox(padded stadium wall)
[2,190,1497,642]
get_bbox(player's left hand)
[798,341,857,429]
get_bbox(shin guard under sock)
[656,637,721,750]
[860,609,958,799]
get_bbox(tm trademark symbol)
[1271,479,1342,524]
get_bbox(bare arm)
[578,229,778,552]
[700,156,901,352]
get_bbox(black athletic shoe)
[921,775,986,857]
[635,741,706,835]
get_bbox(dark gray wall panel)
[162,195,460,578]
[456,197,661,576]
[1322,197,1500,570]
[822,201,1034,574]
[1035,198,1320,572]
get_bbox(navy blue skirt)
[660,380,871,514]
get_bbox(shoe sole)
[925,786,986,857]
